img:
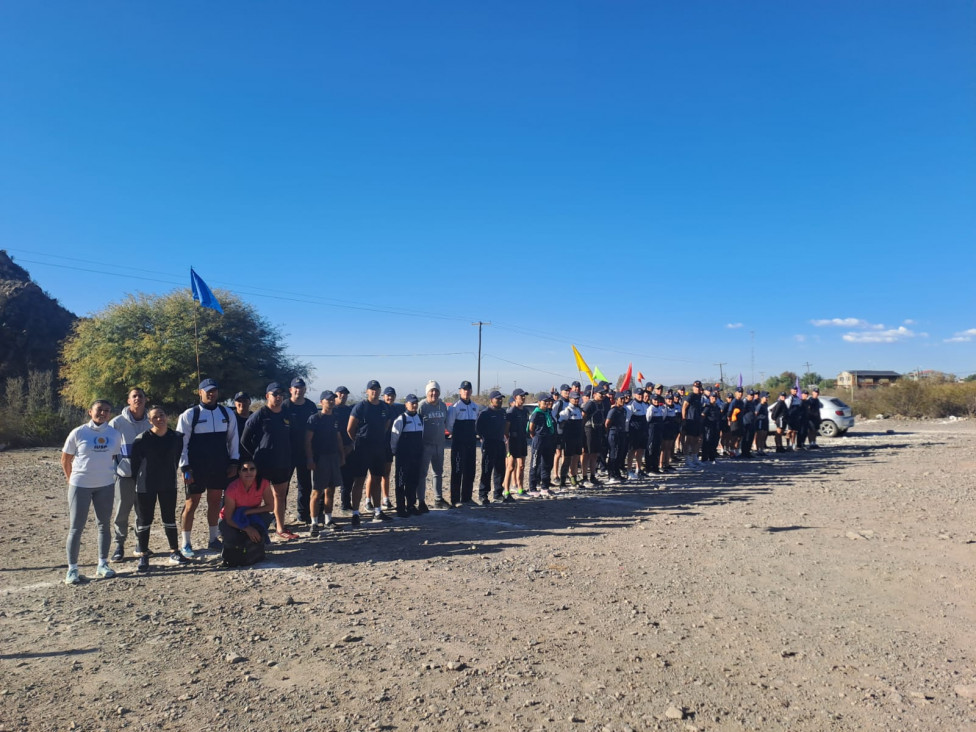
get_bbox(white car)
[818,395,855,437]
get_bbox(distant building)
[836,370,902,388]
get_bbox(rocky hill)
[0,250,77,387]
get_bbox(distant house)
[836,370,902,388]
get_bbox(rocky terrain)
[1,419,975,731]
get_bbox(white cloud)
[903,319,915,325]
[726,322,743,329]
[842,326,921,344]
[944,328,976,343]
[793,334,806,343]
[811,318,884,330]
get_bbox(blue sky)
[1,2,974,395]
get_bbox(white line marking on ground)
[0,581,56,595]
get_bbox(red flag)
[620,363,633,391]
[636,370,645,384]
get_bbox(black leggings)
[134,489,179,554]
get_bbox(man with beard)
[176,379,239,556]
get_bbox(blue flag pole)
[189,268,223,384]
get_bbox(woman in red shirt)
[219,460,273,547]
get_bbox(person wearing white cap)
[417,381,451,509]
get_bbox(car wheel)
[819,420,838,438]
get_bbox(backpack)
[191,404,231,431]
[221,538,266,567]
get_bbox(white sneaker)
[95,564,116,579]
[64,568,81,585]
[627,471,638,481]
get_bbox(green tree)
[61,289,311,410]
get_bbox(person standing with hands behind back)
[61,400,122,584]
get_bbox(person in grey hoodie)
[417,380,452,508]
[108,387,150,562]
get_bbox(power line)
[482,352,575,380]
[292,351,472,358]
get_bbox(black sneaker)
[111,543,124,562]
[373,511,393,522]
[365,499,374,511]
[341,502,353,511]
[168,551,189,565]
[502,494,516,503]
[418,502,430,513]
[479,498,491,507]
[382,499,394,510]
[137,556,149,573]
[433,498,452,509]
[324,521,342,532]
[350,514,361,526]
[310,524,321,537]
[396,509,410,518]
[409,505,422,516]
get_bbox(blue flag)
[738,373,743,389]
[190,268,223,314]
[795,375,801,393]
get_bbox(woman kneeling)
[218,460,273,566]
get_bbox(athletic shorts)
[584,427,605,454]
[755,418,769,431]
[508,439,528,459]
[312,453,342,491]
[728,421,742,434]
[563,436,584,457]
[629,430,648,451]
[185,470,226,497]
[680,421,701,437]
[260,466,292,486]
[348,445,386,479]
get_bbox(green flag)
[592,366,608,383]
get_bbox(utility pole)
[750,330,755,386]
[802,361,812,386]
[714,362,727,389]
[471,321,491,396]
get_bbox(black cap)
[512,388,527,397]
[290,377,306,388]
[335,385,350,395]
[319,390,336,401]
[266,382,285,395]
[489,390,503,400]
[559,384,571,392]
[571,380,581,388]
[233,391,250,402]
[404,393,419,404]
[779,392,787,397]
[382,386,396,396]
[366,380,381,390]
[569,391,581,399]
[199,378,218,391]
[536,391,550,401]
[459,380,473,390]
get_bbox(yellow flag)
[572,345,596,385]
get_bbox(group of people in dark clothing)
[60,374,825,581]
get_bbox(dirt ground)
[1,419,975,732]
